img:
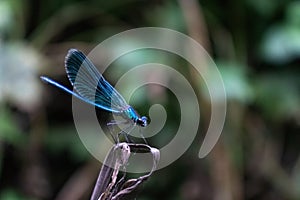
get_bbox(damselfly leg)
[107,120,135,143]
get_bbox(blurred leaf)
[0,42,43,111]
[246,0,281,17]
[45,125,89,162]
[0,0,13,38]
[0,106,25,146]
[261,25,300,64]
[0,188,30,200]
[286,1,300,27]
[261,2,300,64]
[216,62,253,103]
[146,2,185,31]
[254,73,300,120]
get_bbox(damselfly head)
[137,116,148,127]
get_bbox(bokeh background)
[0,0,300,199]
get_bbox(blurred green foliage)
[261,1,300,64]
[0,0,299,200]
[0,107,25,146]
[0,188,30,200]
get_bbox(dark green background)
[0,0,300,199]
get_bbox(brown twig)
[90,143,160,200]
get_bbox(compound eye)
[141,116,148,126]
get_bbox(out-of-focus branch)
[209,141,243,200]
[55,160,99,200]
[178,0,210,52]
[246,113,300,199]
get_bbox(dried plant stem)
[90,143,160,200]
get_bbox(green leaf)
[145,2,185,31]
[254,73,300,120]
[45,125,89,162]
[216,62,254,103]
[0,188,30,200]
[0,106,25,146]
[261,2,300,64]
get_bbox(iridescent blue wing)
[65,49,129,112]
[40,76,120,112]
